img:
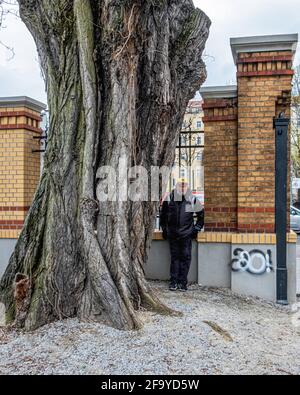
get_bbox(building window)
[181,136,187,145]
[180,168,186,177]
[196,152,203,161]
[186,107,200,114]
[181,153,187,160]
[196,121,202,128]
[197,136,202,146]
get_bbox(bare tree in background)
[0,0,210,331]
[291,65,300,178]
[174,118,204,190]
[177,119,200,168]
[0,0,18,58]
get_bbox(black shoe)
[178,283,188,292]
[169,282,177,291]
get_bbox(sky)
[0,0,300,105]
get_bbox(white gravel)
[0,282,299,375]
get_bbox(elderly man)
[160,178,204,292]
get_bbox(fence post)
[274,113,290,305]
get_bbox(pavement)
[0,284,299,375]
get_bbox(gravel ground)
[0,282,300,375]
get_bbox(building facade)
[171,99,205,194]
[149,34,299,303]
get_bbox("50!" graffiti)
[231,249,273,275]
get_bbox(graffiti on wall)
[231,248,273,275]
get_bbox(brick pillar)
[201,86,238,232]
[0,97,46,239]
[231,34,298,233]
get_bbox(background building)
[171,99,205,197]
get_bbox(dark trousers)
[169,238,192,286]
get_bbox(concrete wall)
[0,239,17,279]
[296,243,300,295]
[297,258,300,296]
[231,244,277,302]
[146,238,297,304]
[0,237,298,303]
[198,242,231,288]
[231,243,297,304]
[146,240,198,283]
[287,244,297,304]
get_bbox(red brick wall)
[237,51,293,233]
[0,107,41,238]
[203,50,294,234]
[203,97,238,232]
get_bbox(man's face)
[176,182,188,195]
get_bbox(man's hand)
[192,223,203,239]
[192,229,198,240]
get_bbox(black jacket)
[160,189,204,240]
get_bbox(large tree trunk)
[0,0,210,330]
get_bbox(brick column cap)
[0,96,47,113]
[231,33,298,65]
[200,85,237,100]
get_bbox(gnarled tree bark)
[0,0,210,330]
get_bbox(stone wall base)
[146,240,198,283]
[0,238,17,278]
[148,231,298,305]
[1,233,298,304]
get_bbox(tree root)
[142,291,183,317]
[13,273,32,329]
[137,277,183,318]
